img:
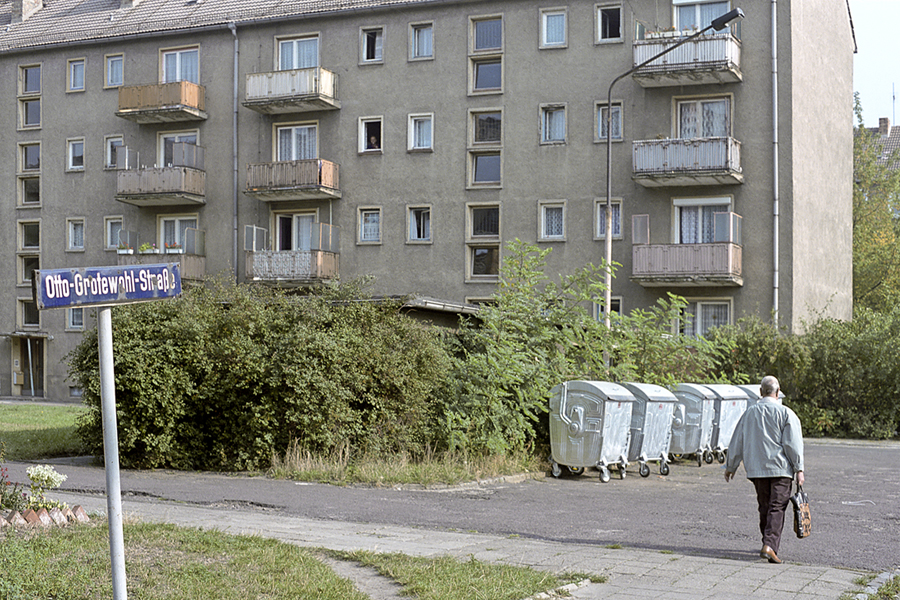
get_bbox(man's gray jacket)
[725,398,804,479]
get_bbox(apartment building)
[1,0,854,401]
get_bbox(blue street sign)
[34,264,182,309]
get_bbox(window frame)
[540,7,568,49]
[20,97,40,129]
[409,22,434,61]
[358,206,383,244]
[466,202,501,281]
[19,176,40,207]
[674,0,731,32]
[470,15,503,53]
[20,143,40,173]
[19,253,39,287]
[67,307,85,331]
[67,138,85,171]
[594,198,623,240]
[538,200,567,241]
[679,298,732,338]
[20,64,42,95]
[158,130,199,167]
[593,296,623,321]
[275,122,319,161]
[596,101,624,142]
[359,116,384,153]
[595,3,624,44]
[468,14,503,96]
[360,26,385,64]
[105,216,124,250]
[276,34,320,71]
[19,220,40,252]
[105,135,124,169]
[470,57,503,95]
[408,113,434,152]
[160,45,200,84]
[675,95,732,139]
[20,299,40,329]
[105,53,124,88]
[672,196,732,244]
[540,103,567,145]
[67,58,86,92]
[407,205,433,244]
[67,218,85,252]
[158,214,199,249]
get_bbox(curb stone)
[853,569,900,600]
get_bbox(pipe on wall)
[771,0,780,324]
[229,22,239,280]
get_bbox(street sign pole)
[98,305,128,600]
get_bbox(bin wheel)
[550,460,562,478]
[696,454,703,468]
[599,467,611,483]
[660,462,670,476]
[618,464,627,479]
[671,453,684,461]
[716,451,726,464]
[568,466,585,476]
[703,450,715,464]
[639,463,650,478]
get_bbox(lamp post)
[602,7,744,328]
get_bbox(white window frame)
[158,214,199,250]
[67,138,85,171]
[275,122,318,161]
[67,307,85,331]
[20,63,41,95]
[672,196,731,244]
[469,15,503,96]
[596,101,623,142]
[676,95,731,139]
[674,0,731,32]
[161,46,199,84]
[470,109,502,146]
[273,210,319,251]
[358,207,382,244]
[67,218,85,252]
[158,130,199,167]
[105,216,123,250]
[105,53,124,88]
[276,35,320,70]
[359,116,384,153]
[105,135,124,169]
[470,57,502,95]
[67,58,85,92]
[360,26,385,64]
[540,104,567,144]
[596,3,623,44]
[19,220,40,252]
[539,200,566,241]
[20,142,40,172]
[593,296,623,320]
[540,8,567,49]
[19,176,40,206]
[679,298,732,338]
[20,98,40,129]
[408,113,434,151]
[407,205,432,244]
[409,22,434,61]
[595,198,623,240]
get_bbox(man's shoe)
[760,545,782,564]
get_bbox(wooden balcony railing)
[632,242,742,286]
[246,249,339,284]
[116,81,207,123]
[116,167,206,206]
[632,137,743,187]
[244,67,340,113]
[245,159,341,201]
[117,252,206,281]
[632,31,742,87]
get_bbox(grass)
[0,522,585,600]
[0,403,87,461]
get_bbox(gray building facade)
[2,0,854,400]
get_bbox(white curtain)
[544,206,563,237]
[362,212,380,241]
[415,26,433,57]
[278,126,317,161]
[475,19,502,50]
[280,38,318,70]
[413,117,432,149]
[544,109,565,141]
[600,105,621,139]
[598,203,621,237]
[295,214,314,251]
[702,100,728,137]
[544,13,565,45]
[680,204,728,243]
[700,303,729,335]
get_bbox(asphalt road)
[5,438,898,572]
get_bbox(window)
[541,105,566,143]
[21,98,40,128]
[160,215,198,249]
[159,131,198,166]
[678,97,730,138]
[162,47,199,84]
[471,152,501,185]
[467,204,500,279]
[595,199,623,239]
[20,177,40,205]
[105,217,123,250]
[359,117,383,152]
[596,102,623,141]
[681,300,730,337]
[21,64,41,94]
[106,136,124,169]
[279,36,319,70]
[68,58,85,92]
[469,110,502,187]
[277,124,317,160]
[275,212,317,251]
[67,139,85,171]
[410,23,433,60]
[676,1,729,31]
[20,221,40,251]
[359,208,382,243]
[472,111,502,144]
[408,206,431,242]
[472,17,502,52]
[593,297,622,320]
[20,255,39,285]
[106,54,124,87]
[539,201,566,240]
[68,219,85,251]
[540,9,567,48]
[361,27,384,63]
[674,199,730,243]
[21,143,40,171]
[472,58,502,93]
[22,300,40,328]
[597,4,622,42]
[68,308,85,330]
[470,16,503,95]
[408,114,433,151]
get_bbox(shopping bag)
[790,484,811,538]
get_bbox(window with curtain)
[542,205,564,238]
[678,98,729,138]
[678,203,729,243]
[277,125,317,161]
[676,1,729,30]
[162,48,199,84]
[68,220,84,250]
[542,11,566,47]
[360,209,381,242]
[596,202,622,238]
[106,55,123,87]
[412,24,433,58]
[681,301,729,337]
[474,18,502,51]
[471,206,499,237]
[162,216,197,248]
[68,308,84,330]
[106,218,122,249]
[410,115,433,150]
[279,37,319,70]
[598,103,622,140]
[542,107,566,143]
[68,139,84,170]
[68,59,85,91]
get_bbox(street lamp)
[602,7,744,328]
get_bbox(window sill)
[540,140,566,146]
[539,43,568,50]
[359,60,384,66]
[468,89,503,97]
[406,239,433,245]
[595,38,624,45]
[465,276,500,283]
[407,148,434,154]
[467,183,502,190]
[593,236,624,242]
[538,237,566,243]
[359,149,383,155]
[66,167,85,173]
[66,248,86,253]
[357,240,382,246]
[408,56,434,62]
[17,204,42,210]
[594,138,624,144]
[66,89,85,94]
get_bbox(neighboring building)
[1,0,854,401]
[864,117,900,168]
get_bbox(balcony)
[246,249,339,286]
[116,229,206,281]
[632,31,742,88]
[116,143,206,206]
[243,67,340,114]
[116,81,208,124]
[632,137,743,187]
[245,159,341,202]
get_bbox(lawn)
[0,403,86,461]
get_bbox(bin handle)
[557,382,584,436]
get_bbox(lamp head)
[711,7,744,31]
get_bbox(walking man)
[724,376,804,564]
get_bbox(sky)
[850,0,900,127]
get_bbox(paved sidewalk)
[54,491,867,600]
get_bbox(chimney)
[879,117,891,136]
[11,0,42,23]
[120,0,143,7]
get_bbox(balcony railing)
[632,137,743,187]
[243,67,340,113]
[632,31,742,87]
[116,167,206,206]
[246,249,339,285]
[117,229,206,280]
[116,81,208,124]
[245,158,341,201]
[632,243,743,287]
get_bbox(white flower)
[26,464,67,490]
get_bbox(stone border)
[1,505,90,529]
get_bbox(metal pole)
[98,306,128,600]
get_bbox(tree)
[853,94,900,312]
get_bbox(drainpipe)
[771,0,780,324]
[229,21,239,281]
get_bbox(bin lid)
[703,383,749,401]
[673,382,716,400]
[621,382,677,403]
[562,380,635,403]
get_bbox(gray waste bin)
[548,381,635,483]
[670,383,717,466]
[705,383,748,463]
[621,382,677,477]
[736,384,785,407]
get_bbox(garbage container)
[621,382,677,477]
[670,383,717,466]
[736,384,785,408]
[705,383,749,463]
[548,381,635,483]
